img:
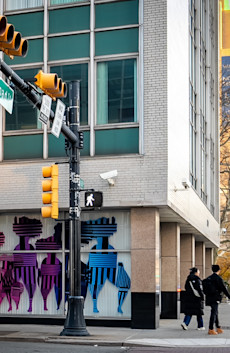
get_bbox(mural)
[81,217,130,314]
[0,215,131,315]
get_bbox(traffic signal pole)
[60,81,88,336]
[0,60,88,336]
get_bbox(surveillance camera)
[221,228,227,235]
[182,178,191,189]
[100,170,118,180]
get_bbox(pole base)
[60,296,89,336]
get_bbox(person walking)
[181,267,205,330]
[204,264,230,335]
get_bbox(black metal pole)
[60,81,89,336]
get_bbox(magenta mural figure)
[13,216,42,312]
[0,255,24,311]
[36,223,62,311]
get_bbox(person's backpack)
[202,276,217,295]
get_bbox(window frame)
[95,55,139,129]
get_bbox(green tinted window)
[48,130,90,157]
[97,59,137,124]
[95,28,138,56]
[5,39,43,65]
[5,68,42,131]
[4,135,43,160]
[7,12,44,37]
[50,63,88,125]
[49,34,89,61]
[49,6,90,33]
[95,128,139,155]
[96,0,138,28]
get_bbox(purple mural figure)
[36,223,62,311]
[13,216,42,312]
[81,217,131,314]
[0,255,24,311]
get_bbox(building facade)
[0,0,219,329]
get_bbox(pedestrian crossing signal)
[85,191,103,208]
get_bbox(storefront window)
[97,59,137,125]
[50,63,88,125]
[5,0,43,11]
[5,68,42,131]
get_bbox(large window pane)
[6,0,43,10]
[51,0,88,4]
[97,59,137,125]
[5,68,42,131]
[50,63,88,125]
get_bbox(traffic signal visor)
[41,164,59,219]
[34,71,67,100]
[0,16,28,58]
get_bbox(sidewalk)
[0,304,230,347]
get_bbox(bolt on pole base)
[60,296,89,336]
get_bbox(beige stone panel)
[205,248,214,277]
[131,249,156,292]
[161,223,180,257]
[180,234,195,262]
[131,208,158,249]
[180,234,195,287]
[161,257,178,291]
[195,242,205,278]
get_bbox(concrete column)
[180,234,195,313]
[195,242,205,279]
[131,207,160,329]
[205,248,214,277]
[161,223,180,319]
[180,234,195,289]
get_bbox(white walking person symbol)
[86,193,95,207]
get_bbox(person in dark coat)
[181,267,205,330]
[205,264,230,335]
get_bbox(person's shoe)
[181,323,188,330]
[197,327,205,330]
[208,329,218,335]
[216,328,224,334]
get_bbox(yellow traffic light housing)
[41,164,59,219]
[34,70,67,100]
[0,16,28,59]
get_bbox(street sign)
[85,191,103,208]
[39,94,52,125]
[51,99,65,138]
[0,77,14,114]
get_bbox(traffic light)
[41,164,59,219]
[85,191,103,208]
[77,131,84,149]
[34,70,67,100]
[0,16,28,58]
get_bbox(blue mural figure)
[81,217,131,314]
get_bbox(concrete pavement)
[0,303,230,347]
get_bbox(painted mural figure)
[0,257,23,312]
[81,217,131,314]
[36,223,62,310]
[13,217,42,312]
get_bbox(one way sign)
[85,191,103,208]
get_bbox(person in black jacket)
[181,267,205,330]
[205,264,230,335]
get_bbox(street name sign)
[39,94,52,125]
[51,99,66,138]
[0,77,14,114]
